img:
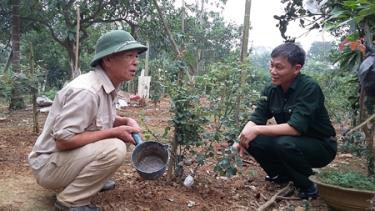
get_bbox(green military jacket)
[250,73,336,139]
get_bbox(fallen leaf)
[187,200,196,208]
[295,206,305,211]
[167,198,174,202]
[338,153,353,159]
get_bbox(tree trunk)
[9,0,25,110]
[144,41,150,76]
[11,0,20,73]
[29,43,39,134]
[152,0,185,180]
[364,18,375,176]
[194,0,204,76]
[3,50,12,72]
[153,0,181,57]
[363,96,375,176]
[181,0,185,33]
[65,40,80,79]
[234,0,252,126]
[64,7,81,80]
[72,6,81,79]
[240,0,252,63]
[359,88,375,176]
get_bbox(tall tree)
[9,0,25,110]
[235,0,252,126]
[0,0,42,72]
[10,0,20,73]
[307,41,333,62]
[240,0,251,63]
[28,0,153,79]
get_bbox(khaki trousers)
[32,138,127,207]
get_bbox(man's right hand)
[232,142,247,157]
[114,125,141,145]
[239,121,258,149]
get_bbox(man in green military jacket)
[237,42,337,199]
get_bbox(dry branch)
[257,182,294,211]
[344,113,375,135]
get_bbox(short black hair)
[271,42,306,67]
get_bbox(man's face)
[105,49,139,86]
[269,56,301,91]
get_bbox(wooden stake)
[74,6,80,75]
[29,42,39,134]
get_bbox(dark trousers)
[247,135,337,189]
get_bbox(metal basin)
[131,133,169,180]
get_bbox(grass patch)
[318,170,375,191]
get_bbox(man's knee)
[99,139,127,167]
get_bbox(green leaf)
[226,166,237,177]
[327,7,347,20]
[343,0,360,9]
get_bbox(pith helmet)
[90,30,147,67]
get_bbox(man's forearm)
[256,123,300,136]
[56,129,116,151]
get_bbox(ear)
[293,64,302,75]
[101,56,112,69]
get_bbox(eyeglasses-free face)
[103,50,140,87]
[269,56,301,92]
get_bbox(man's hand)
[239,121,259,149]
[113,116,143,144]
[114,116,140,128]
[113,125,141,145]
[125,117,141,129]
[232,143,247,157]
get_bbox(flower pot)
[310,175,375,211]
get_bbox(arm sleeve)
[287,83,323,134]
[52,88,99,140]
[249,87,272,125]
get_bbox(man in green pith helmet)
[236,42,337,200]
[28,30,147,211]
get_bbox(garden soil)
[0,98,366,211]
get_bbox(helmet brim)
[90,42,147,67]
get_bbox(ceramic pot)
[309,175,375,211]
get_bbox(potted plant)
[310,161,375,211]
[309,32,375,208]
[310,110,375,210]
[310,76,375,209]
[313,0,375,209]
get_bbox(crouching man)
[237,42,337,199]
[28,30,147,210]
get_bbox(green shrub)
[0,74,12,101]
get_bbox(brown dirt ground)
[0,97,367,211]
